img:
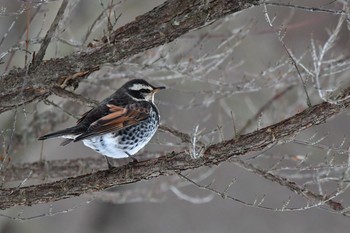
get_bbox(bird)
[38,79,165,168]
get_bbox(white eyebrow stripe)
[128,84,153,91]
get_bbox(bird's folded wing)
[76,108,93,124]
[74,104,149,141]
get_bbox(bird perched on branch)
[39,79,165,168]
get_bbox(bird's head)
[123,79,166,103]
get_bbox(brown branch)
[1,87,350,210]
[0,0,260,114]
[159,125,192,143]
[51,86,99,107]
[3,124,196,183]
[237,85,295,136]
[1,158,107,182]
[31,0,69,69]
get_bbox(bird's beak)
[153,86,166,93]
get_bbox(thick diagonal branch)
[1,87,349,210]
[0,0,260,114]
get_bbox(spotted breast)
[82,105,159,158]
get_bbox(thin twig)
[237,85,294,136]
[232,158,344,211]
[159,125,192,144]
[51,86,99,107]
[31,0,69,69]
[263,4,311,107]
[265,2,347,15]
[25,1,30,66]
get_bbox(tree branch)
[0,0,260,114]
[30,0,69,69]
[1,87,350,210]
[233,159,344,211]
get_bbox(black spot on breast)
[99,137,105,147]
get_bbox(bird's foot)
[104,155,114,169]
[126,152,138,165]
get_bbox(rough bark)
[0,0,260,114]
[1,87,349,210]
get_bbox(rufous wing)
[74,104,149,141]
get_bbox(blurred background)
[1,0,350,232]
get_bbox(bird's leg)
[126,152,138,163]
[104,155,114,169]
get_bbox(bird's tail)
[38,126,83,146]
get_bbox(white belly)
[82,130,156,159]
[83,135,129,158]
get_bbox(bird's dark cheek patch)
[128,90,143,99]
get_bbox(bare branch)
[1,87,350,210]
[31,0,69,69]
[0,0,260,114]
[265,2,347,15]
[233,159,344,211]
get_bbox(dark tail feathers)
[38,126,81,142]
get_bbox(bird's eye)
[140,89,151,93]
